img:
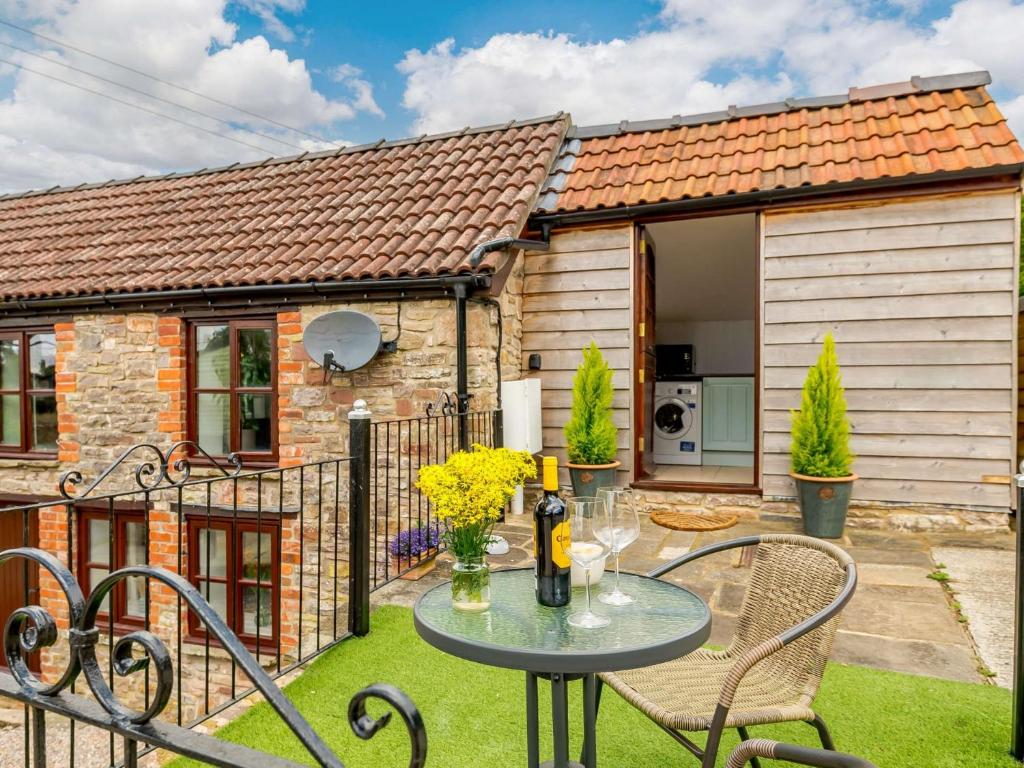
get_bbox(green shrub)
[564,342,617,465]
[790,332,854,477]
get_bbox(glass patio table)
[413,567,711,768]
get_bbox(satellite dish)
[303,310,387,382]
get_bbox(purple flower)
[389,522,441,558]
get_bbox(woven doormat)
[651,509,739,532]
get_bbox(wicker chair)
[726,739,876,768]
[598,534,857,768]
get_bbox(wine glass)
[595,487,641,606]
[563,496,611,629]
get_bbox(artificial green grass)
[175,605,1015,767]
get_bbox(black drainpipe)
[454,281,470,448]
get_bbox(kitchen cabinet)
[702,377,754,464]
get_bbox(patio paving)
[375,512,1015,685]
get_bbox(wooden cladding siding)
[1019,302,1024,475]
[521,226,633,483]
[762,190,1019,509]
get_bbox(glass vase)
[451,556,491,612]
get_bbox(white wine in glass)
[564,497,611,629]
[595,487,640,606]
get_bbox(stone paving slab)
[933,545,1015,688]
[830,631,982,684]
[372,511,1001,686]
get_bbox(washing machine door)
[654,397,693,438]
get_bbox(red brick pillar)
[36,502,73,679]
[157,316,186,443]
[277,310,304,468]
[276,311,305,657]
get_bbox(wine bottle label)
[552,521,571,569]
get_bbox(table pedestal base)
[526,671,600,768]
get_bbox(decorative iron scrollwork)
[349,683,428,767]
[0,547,427,768]
[425,391,458,417]
[58,441,243,499]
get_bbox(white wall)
[648,214,756,375]
[658,319,754,374]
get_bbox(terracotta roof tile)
[0,115,568,301]
[537,74,1023,214]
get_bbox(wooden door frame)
[629,213,763,495]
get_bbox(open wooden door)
[634,226,657,480]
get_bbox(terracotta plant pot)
[389,548,438,581]
[567,461,621,498]
[790,473,858,539]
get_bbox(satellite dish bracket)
[322,351,346,385]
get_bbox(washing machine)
[652,381,701,465]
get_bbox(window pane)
[241,585,272,635]
[201,580,228,622]
[1,394,20,445]
[125,576,146,618]
[125,521,146,565]
[30,394,57,451]
[239,394,272,452]
[238,328,272,387]
[196,393,229,454]
[0,338,20,389]
[197,528,227,577]
[241,531,272,581]
[88,518,110,562]
[196,325,230,387]
[28,333,55,389]
[89,567,110,612]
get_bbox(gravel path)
[932,545,1015,688]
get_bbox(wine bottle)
[534,456,571,607]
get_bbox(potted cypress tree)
[790,332,856,538]
[564,342,619,496]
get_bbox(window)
[187,517,279,646]
[188,319,276,461]
[77,508,147,627]
[0,328,57,455]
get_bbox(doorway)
[633,213,759,490]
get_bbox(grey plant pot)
[791,472,857,539]
[567,461,621,498]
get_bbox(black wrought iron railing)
[0,399,435,767]
[369,395,502,588]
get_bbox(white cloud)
[329,63,384,118]
[0,0,381,193]
[235,0,304,42]
[399,0,1024,138]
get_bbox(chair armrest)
[726,739,877,768]
[648,535,762,578]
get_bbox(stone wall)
[521,483,1009,533]
[0,295,507,723]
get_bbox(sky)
[0,0,1021,193]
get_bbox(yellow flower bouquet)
[416,444,536,560]
[417,444,536,612]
